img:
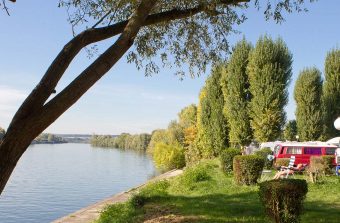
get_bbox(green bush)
[233,155,264,185]
[153,142,185,170]
[130,180,170,208]
[173,162,212,191]
[259,179,308,223]
[307,156,334,183]
[220,148,241,173]
[182,163,211,183]
[275,158,290,169]
[96,202,141,223]
[255,148,273,169]
[184,143,203,166]
[322,155,334,175]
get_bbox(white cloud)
[0,86,27,126]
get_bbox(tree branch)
[7,0,249,133]
[24,0,159,133]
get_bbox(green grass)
[96,160,340,223]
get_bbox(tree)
[247,36,292,142]
[283,120,297,141]
[178,104,198,147]
[0,0,313,194]
[0,127,5,140]
[196,67,228,158]
[167,120,185,146]
[221,39,252,148]
[178,104,197,129]
[294,68,323,141]
[322,49,340,139]
[147,129,169,154]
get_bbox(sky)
[0,0,339,135]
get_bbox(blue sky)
[0,0,339,134]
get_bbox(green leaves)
[58,0,312,77]
[322,48,340,139]
[221,39,252,147]
[294,67,323,141]
[247,36,292,142]
[196,66,229,158]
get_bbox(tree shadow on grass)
[302,200,340,223]
[142,192,340,223]
[143,191,269,223]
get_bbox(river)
[0,143,159,223]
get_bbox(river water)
[0,143,158,223]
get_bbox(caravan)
[273,142,337,165]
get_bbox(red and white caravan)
[273,142,337,165]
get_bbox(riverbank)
[52,169,183,223]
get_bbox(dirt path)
[51,169,183,223]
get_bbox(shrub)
[233,155,264,185]
[307,156,334,183]
[96,202,141,223]
[153,142,185,170]
[322,155,334,175]
[182,163,211,184]
[259,179,308,223]
[275,158,290,169]
[173,162,212,191]
[184,143,203,166]
[220,148,241,173]
[255,148,273,169]
[130,180,170,208]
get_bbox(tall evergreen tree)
[196,67,228,158]
[294,68,323,141]
[221,39,252,148]
[283,120,297,141]
[322,49,340,139]
[247,36,292,142]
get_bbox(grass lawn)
[96,160,340,223]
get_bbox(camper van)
[274,142,337,165]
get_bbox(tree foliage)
[57,0,311,77]
[178,104,197,129]
[178,104,198,147]
[91,133,151,151]
[247,36,292,142]
[196,67,228,158]
[153,142,185,170]
[0,0,316,194]
[283,120,297,141]
[221,39,252,147]
[294,67,323,141]
[322,48,340,139]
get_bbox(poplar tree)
[283,120,297,141]
[221,39,252,147]
[247,36,292,142]
[196,67,228,158]
[322,49,340,139]
[294,68,323,141]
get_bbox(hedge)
[259,179,308,223]
[220,148,241,173]
[233,155,264,185]
[322,155,334,175]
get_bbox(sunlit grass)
[96,159,340,223]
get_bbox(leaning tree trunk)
[0,0,248,195]
[0,0,158,195]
